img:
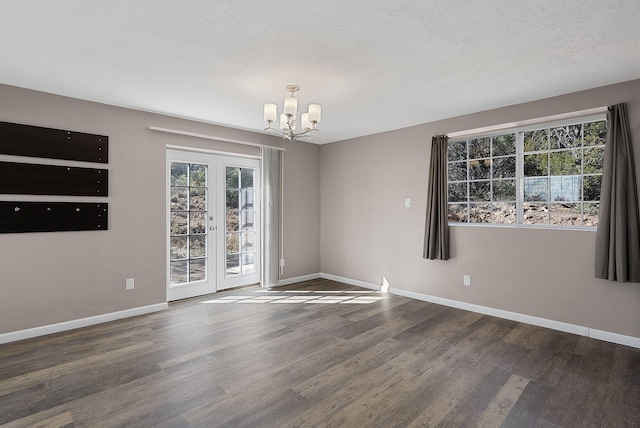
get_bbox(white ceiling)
[1,1,640,144]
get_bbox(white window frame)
[447,113,607,230]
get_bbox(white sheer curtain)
[262,147,283,287]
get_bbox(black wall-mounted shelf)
[0,161,107,196]
[0,202,108,233]
[0,121,108,163]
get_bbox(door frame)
[166,147,262,301]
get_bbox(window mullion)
[516,131,524,224]
[466,139,470,223]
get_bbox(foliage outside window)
[447,117,606,228]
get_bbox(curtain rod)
[149,126,285,151]
[446,106,608,139]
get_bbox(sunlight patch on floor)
[200,289,387,305]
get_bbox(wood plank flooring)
[0,279,638,427]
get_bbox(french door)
[167,150,260,301]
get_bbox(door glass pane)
[189,164,207,187]
[171,212,188,235]
[241,209,255,230]
[189,188,206,211]
[226,190,239,210]
[225,166,256,277]
[171,187,188,210]
[189,259,206,282]
[170,162,208,285]
[189,235,206,258]
[226,232,239,253]
[226,210,239,231]
[171,163,188,186]
[170,236,187,260]
[241,168,254,188]
[241,189,254,209]
[226,254,240,276]
[242,232,255,252]
[190,212,206,234]
[170,261,188,284]
[242,253,256,274]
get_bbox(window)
[447,117,606,228]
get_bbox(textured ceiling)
[1,1,640,144]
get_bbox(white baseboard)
[389,287,589,336]
[275,273,321,287]
[0,303,168,345]
[294,272,638,349]
[320,273,382,291]
[589,328,640,349]
[388,286,639,349]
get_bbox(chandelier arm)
[292,128,319,138]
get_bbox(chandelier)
[263,85,321,141]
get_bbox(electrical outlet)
[126,278,135,290]
[463,275,471,286]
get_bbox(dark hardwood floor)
[0,279,638,427]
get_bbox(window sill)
[449,222,597,232]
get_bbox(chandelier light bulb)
[264,103,277,123]
[301,113,311,130]
[283,96,297,117]
[308,104,321,124]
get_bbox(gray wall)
[3,79,638,339]
[0,84,320,334]
[320,79,640,338]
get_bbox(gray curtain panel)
[595,103,640,282]
[262,147,283,287]
[424,135,450,260]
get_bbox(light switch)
[405,198,411,208]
